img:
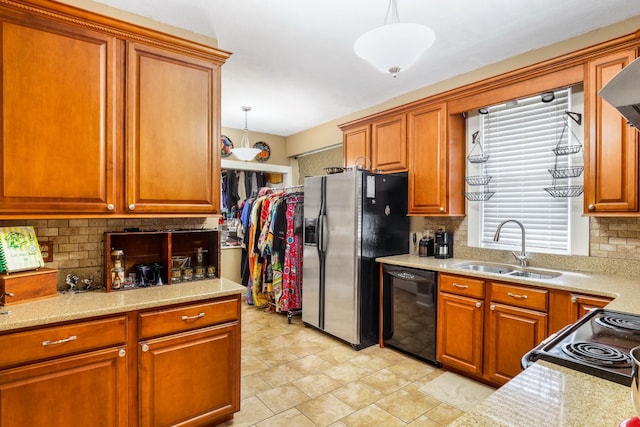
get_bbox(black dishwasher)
[382,264,440,366]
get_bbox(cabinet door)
[139,323,240,427]
[126,41,221,214]
[371,114,407,173]
[408,104,448,215]
[0,347,127,427]
[485,303,547,385]
[0,16,117,214]
[436,292,484,376]
[343,124,370,168]
[572,294,611,318]
[585,49,638,214]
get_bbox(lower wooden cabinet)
[139,323,240,427]
[485,303,547,385]
[437,292,484,375]
[0,347,128,427]
[549,289,612,334]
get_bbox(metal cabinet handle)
[42,335,77,346]
[453,283,469,289]
[571,296,577,303]
[439,207,445,212]
[128,203,135,211]
[588,204,595,211]
[507,292,528,300]
[475,301,482,308]
[490,304,496,310]
[4,291,14,297]
[118,348,126,358]
[141,344,149,352]
[106,203,115,211]
[181,312,205,321]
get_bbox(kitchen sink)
[454,262,561,280]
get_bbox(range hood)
[599,56,640,130]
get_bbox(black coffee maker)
[434,231,454,259]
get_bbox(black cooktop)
[523,309,640,385]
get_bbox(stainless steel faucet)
[493,219,528,268]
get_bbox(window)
[466,87,589,256]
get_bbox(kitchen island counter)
[0,277,245,332]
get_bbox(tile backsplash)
[421,216,640,279]
[0,218,217,290]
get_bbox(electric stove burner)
[595,315,640,333]
[561,341,632,368]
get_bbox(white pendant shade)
[231,106,261,161]
[354,22,435,77]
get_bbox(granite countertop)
[0,277,245,332]
[376,254,640,426]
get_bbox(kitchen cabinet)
[585,49,639,215]
[126,42,221,214]
[342,123,370,169]
[485,282,548,385]
[407,103,465,215]
[0,1,228,217]
[0,10,117,214]
[138,298,240,426]
[371,113,407,173]
[0,316,128,426]
[437,274,485,375]
[549,289,612,334]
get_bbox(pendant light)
[354,0,435,78]
[230,106,261,161]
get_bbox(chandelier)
[353,0,435,78]
[230,106,261,161]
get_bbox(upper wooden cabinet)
[342,123,370,169]
[0,1,228,217]
[585,49,639,215]
[0,14,117,214]
[126,42,220,214]
[371,113,407,173]
[408,103,465,216]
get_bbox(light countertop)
[376,254,640,426]
[0,277,245,332]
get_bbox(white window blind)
[480,89,578,252]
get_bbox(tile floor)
[222,300,495,427]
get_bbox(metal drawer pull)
[453,283,469,289]
[4,291,14,297]
[475,301,482,308]
[141,344,149,352]
[118,348,126,357]
[507,292,528,300]
[42,335,77,346]
[181,312,205,321]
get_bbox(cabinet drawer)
[439,273,485,299]
[139,297,239,339]
[490,282,548,311]
[0,316,126,369]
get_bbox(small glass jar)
[206,265,216,278]
[182,267,194,281]
[194,265,205,280]
[171,269,182,283]
[110,249,125,289]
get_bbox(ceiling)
[92,0,640,138]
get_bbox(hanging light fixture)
[353,0,435,78]
[230,106,261,161]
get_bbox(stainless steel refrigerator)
[302,169,409,349]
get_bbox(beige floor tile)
[241,355,271,377]
[331,381,385,409]
[418,371,494,411]
[297,393,356,427]
[347,353,394,372]
[257,384,311,414]
[323,361,372,384]
[258,362,305,388]
[222,396,274,427]
[255,408,316,427]
[241,373,272,399]
[287,354,335,375]
[315,345,360,365]
[257,347,301,367]
[424,402,464,425]
[340,404,405,427]
[286,340,330,358]
[385,359,437,382]
[405,414,444,427]
[293,373,342,398]
[359,368,412,394]
[376,388,441,423]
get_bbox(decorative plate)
[221,135,233,158]
[253,141,271,162]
